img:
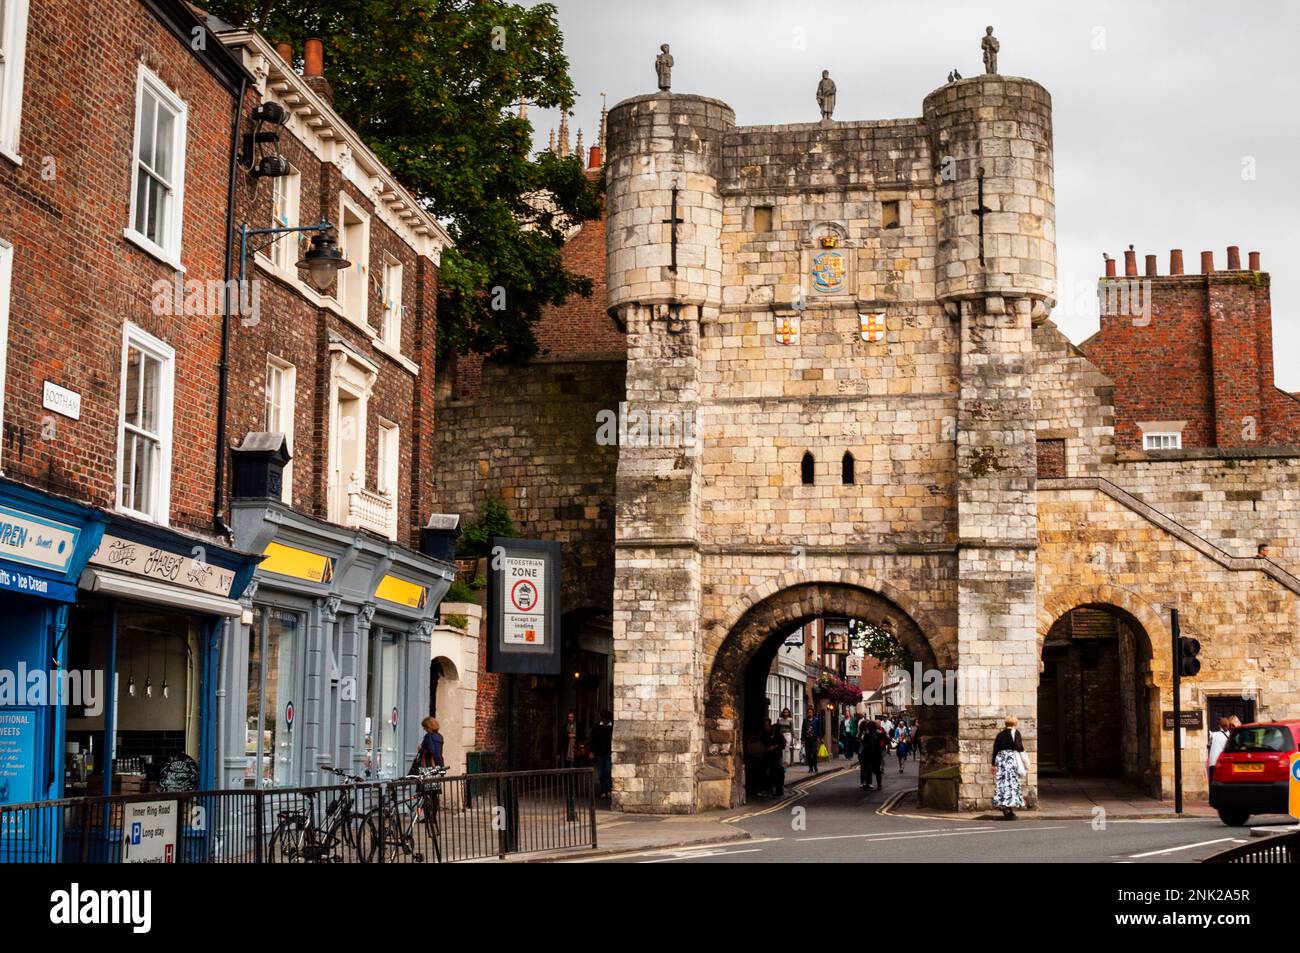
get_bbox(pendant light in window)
[161,639,170,700]
[127,646,137,698]
[144,637,153,699]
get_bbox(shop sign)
[89,534,235,597]
[0,710,37,830]
[0,504,79,573]
[121,799,178,863]
[259,541,335,584]
[0,566,76,602]
[375,574,427,609]
[487,538,561,675]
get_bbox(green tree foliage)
[208,0,602,360]
[850,620,912,671]
[457,495,516,557]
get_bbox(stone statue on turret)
[656,44,673,91]
[982,26,999,74]
[816,70,836,121]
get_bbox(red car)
[1209,719,1299,826]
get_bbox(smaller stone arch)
[1037,582,1168,655]
[430,655,464,774]
[800,451,815,485]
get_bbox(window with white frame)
[335,197,369,324]
[380,256,402,350]
[0,239,11,466]
[0,0,31,161]
[1142,432,1182,451]
[117,325,175,522]
[377,419,399,497]
[268,164,301,273]
[265,356,296,503]
[127,66,187,264]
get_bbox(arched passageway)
[1038,603,1158,794]
[703,582,957,809]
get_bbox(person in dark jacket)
[417,716,445,769]
[588,710,614,798]
[858,719,886,791]
[761,717,786,796]
[802,706,823,773]
[991,715,1026,819]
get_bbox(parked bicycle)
[267,767,371,863]
[363,766,447,863]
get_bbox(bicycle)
[363,766,447,863]
[267,767,371,863]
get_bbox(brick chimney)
[303,37,332,104]
[1169,249,1184,275]
[275,41,293,64]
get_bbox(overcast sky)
[529,0,1299,389]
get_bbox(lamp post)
[237,218,351,292]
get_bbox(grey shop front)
[218,497,453,790]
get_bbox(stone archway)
[1036,585,1164,796]
[431,656,465,774]
[702,580,956,809]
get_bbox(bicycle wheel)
[268,815,311,863]
[362,807,409,863]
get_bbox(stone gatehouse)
[437,67,1300,814]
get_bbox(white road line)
[641,847,766,863]
[1128,837,1247,858]
[564,836,784,863]
[795,825,1067,844]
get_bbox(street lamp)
[238,218,351,293]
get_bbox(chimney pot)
[1104,254,1116,278]
[1226,245,1241,270]
[1144,254,1157,277]
[1123,248,1138,277]
[588,145,602,169]
[1249,251,1261,271]
[1169,249,1184,275]
[1200,250,1214,274]
[304,37,324,78]
[275,41,293,64]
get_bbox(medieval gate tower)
[605,69,1056,812]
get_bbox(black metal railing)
[0,767,597,864]
[1203,830,1300,863]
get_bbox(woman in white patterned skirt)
[991,715,1026,820]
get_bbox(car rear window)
[1225,725,1294,753]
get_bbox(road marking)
[724,768,848,822]
[563,836,784,863]
[796,825,1068,844]
[641,847,766,863]
[1128,837,1247,859]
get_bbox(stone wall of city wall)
[1037,485,1300,800]
[432,355,624,614]
[1102,454,1300,576]
[1032,319,1116,477]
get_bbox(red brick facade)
[0,0,245,542]
[1082,247,1300,452]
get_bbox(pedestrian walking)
[1206,716,1231,784]
[777,707,795,766]
[896,724,909,772]
[802,705,822,773]
[991,715,1027,820]
[858,718,886,791]
[761,717,786,796]
[414,715,445,771]
[588,709,614,799]
[562,710,578,767]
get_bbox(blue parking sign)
[131,822,141,845]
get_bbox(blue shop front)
[0,479,107,814]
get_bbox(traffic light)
[1178,636,1201,677]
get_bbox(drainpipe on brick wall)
[215,76,250,538]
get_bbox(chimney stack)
[1200,250,1214,274]
[1169,249,1184,275]
[1226,245,1241,270]
[1123,247,1137,277]
[302,38,333,104]
[588,145,602,169]
[1104,254,1116,278]
[275,41,293,64]
[1145,254,1157,277]
[1249,251,1261,271]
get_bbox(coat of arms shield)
[811,250,846,293]
[859,311,886,343]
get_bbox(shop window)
[126,65,187,265]
[116,324,174,523]
[246,607,300,788]
[366,631,404,779]
[265,356,296,503]
[0,0,30,162]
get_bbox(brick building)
[0,0,263,809]
[1081,245,1300,453]
[209,25,462,786]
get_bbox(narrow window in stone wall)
[881,200,900,229]
[841,451,855,485]
[753,205,773,233]
[801,451,815,485]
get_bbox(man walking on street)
[802,705,822,773]
[858,718,886,791]
[588,709,614,799]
